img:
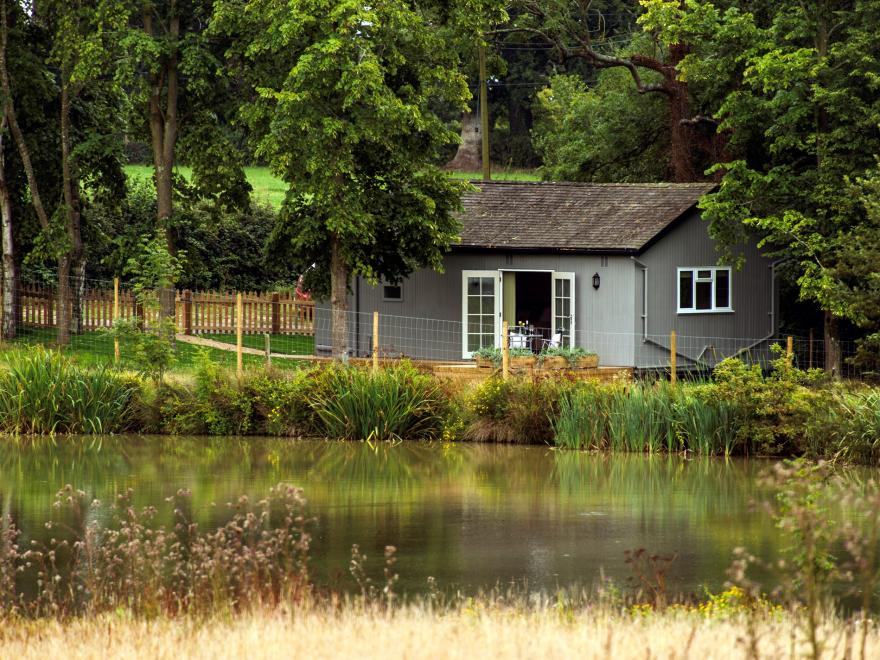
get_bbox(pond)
[0,437,854,597]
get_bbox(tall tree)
[214,0,470,357]
[45,0,128,340]
[642,0,880,374]
[0,0,54,338]
[508,0,725,182]
[125,0,251,317]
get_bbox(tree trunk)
[445,111,482,172]
[56,254,71,345]
[0,117,15,339]
[329,233,349,359]
[0,0,49,233]
[145,8,180,321]
[59,83,84,342]
[824,310,841,378]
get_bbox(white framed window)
[382,282,403,302]
[677,267,732,313]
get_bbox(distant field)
[124,165,539,209]
[125,164,288,208]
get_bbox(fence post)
[502,320,510,381]
[236,292,243,376]
[808,327,814,369]
[670,330,677,385]
[183,289,193,335]
[272,292,281,334]
[372,311,379,374]
[264,332,271,366]
[113,278,120,363]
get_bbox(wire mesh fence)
[0,277,870,379]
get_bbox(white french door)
[462,271,501,358]
[551,272,576,348]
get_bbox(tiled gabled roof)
[456,181,716,253]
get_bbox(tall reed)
[0,349,135,434]
[0,484,311,618]
[309,363,447,442]
[553,381,743,455]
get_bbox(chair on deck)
[541,333,562,351]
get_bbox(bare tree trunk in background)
[0,116,15,339]
[445,111,483,172]
[824,310,841,378]
[329,233,349,359]
[59,83,84,342]
[145,7,180,321]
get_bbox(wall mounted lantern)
[592,272,601,290]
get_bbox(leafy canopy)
[213,0,472,295]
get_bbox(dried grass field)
[2,605,875,660]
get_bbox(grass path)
[125,164,540,209]
[175,333,314,360]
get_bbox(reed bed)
[1,604,876,660]
[0,349,135,434]
[553,382,741,455]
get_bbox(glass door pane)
[551,273,575,348]
[462,271,498,357]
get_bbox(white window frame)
[381,281,403,302]
[676,266,733,314]
[461,270,501,359]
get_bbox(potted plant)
[473,346,501,368]
[509,347,537,369]
[539,346,599,369]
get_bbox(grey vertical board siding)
[633,211,776,368]
[315,251,636,364]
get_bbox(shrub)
[0,349,137,434]
[308,363,448,442]
[804,388,880,463]
[464,376,569,443]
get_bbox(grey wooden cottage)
[315,181,779,368]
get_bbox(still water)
[0,437,836,596]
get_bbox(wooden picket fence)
[18,284,315,336]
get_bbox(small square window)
[382,283,403,302]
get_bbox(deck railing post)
[502,320,510,381]
[670,330,677,385]
[236,292,243,376]
[372,311,379,374]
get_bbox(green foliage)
[464,376,567,443]
[539,345,597,366]
[308,363,448,442]
[642,0,880,330]
[0,348,136,434]
[533,67,670,183]
[214,0,470,300]
[472,346,533,366]
[109,317,177,384]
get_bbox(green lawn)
[124,165,539,209]
[3,328,308,372]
